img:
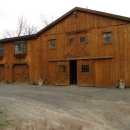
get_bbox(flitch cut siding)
[0,7,130,87]
[0,65,5,83]
[36,10,129,86]
[0,40,36,84]
[42,12,128,36]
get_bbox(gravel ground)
[0,84,130,130]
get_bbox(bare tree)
[40,14,55,27]
[17,15,27,37]
[40,15,49,26]
[24,24,37,35]
[1,15,38,39]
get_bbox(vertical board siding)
[1,10,130,87]
[35,12,130,87]
[1,40,36,84]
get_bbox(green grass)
[0,109,11,129]
[0,121,11,129]
[0,110,3,114]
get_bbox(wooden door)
[65,35,77,58]
[77,60,94,86]
[56,61,69,85]
[0,65,5,83]
[13,64,29,84]
[66,33,88,58]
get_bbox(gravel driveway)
[0,84,130,130]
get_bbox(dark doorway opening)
[70,60,77,84]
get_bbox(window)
[103,33,111,43]
[59,66,66,73]
[80,37,86,43]
[14,42,27,54]
[0,45,4,56]
[69,38,75,44]
[82,65,89,72]
[50,39,55,48]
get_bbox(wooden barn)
[0,7,130,87]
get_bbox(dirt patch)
[0,84,130,130]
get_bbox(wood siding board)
[0,65,5,83]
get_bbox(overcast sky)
[0,0,130,37]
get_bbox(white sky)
[0,0,130,37]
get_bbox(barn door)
[22,64,29,83]
[65,35,77,58]
[13,64,29,84]
[77,60,94,86]
[66,33,88,58]
[56,61,69,85]
[0,65,5,83]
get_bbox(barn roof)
[0,7,130,43]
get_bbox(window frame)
[81,65,90,73]
[80,37,86,43]
[67,35,75,46]
[69,38,75,44]
[49,39,56,49]
[14,41,27,54]
[58,65,67,73]
[103,32,111,43]
[0,44,4,56]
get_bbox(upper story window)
[69,38,75,44]
[80,37,86,43]
[103,33,111,43]
[14,41,27,54]
[0,45,4,56]
[50,39,56,48]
